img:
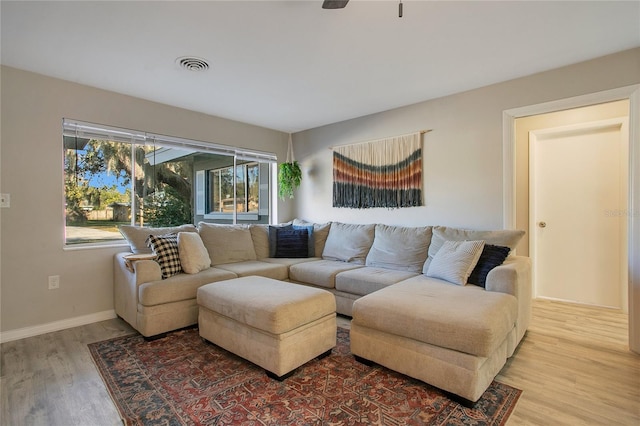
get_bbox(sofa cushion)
[293,219,331,256]
[289,259,364,289]
[177,232,210,274]
[351,276,518,357]
[366,224,432,272]
[322,222,375,264]
[214,260,288,280]
[468,244,511,287]
[120,224,197,254]
[145,234,182,279]
[426,240,485,285]
[249,224,271,259]
[138,267,237,306]
[423,226,525,273]
[335,267,418,296]
[198,222,257,266]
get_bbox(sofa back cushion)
[366,224,432,272]
[423,226,525,273]
[322,222,375,264]
[249,224,271,259]
[119,224,197,254]
[198,222,257,266]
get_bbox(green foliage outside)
[64,139,192,227]
[143,186,192,227]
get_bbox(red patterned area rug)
[88,327,521,425]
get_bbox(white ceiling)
[2,1,639,133]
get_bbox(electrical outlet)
[48,275,60,290]
[0,193,9,208]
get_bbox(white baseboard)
[535,296,621,311]
[0,310,117,343]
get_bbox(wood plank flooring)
[1,319,135,426]
[1,299,638,425]
[497,299,639,425]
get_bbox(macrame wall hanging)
[332,131,427,209]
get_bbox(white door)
[530,118,628,309]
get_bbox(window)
[207,163,259,214]
[63,120,276,246]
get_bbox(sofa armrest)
[485,256,532,344]
[114,252,162,330]
[485,256,530,296]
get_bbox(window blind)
[62,119,278,162]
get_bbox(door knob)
[538,221,547,228]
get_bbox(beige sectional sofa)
[113,219,531,402]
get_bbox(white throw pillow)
[426,240,485,285]
[177,232,210,274]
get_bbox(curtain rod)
[328,129,432,150]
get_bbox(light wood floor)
[1,299,638,425]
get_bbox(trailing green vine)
[278,161,302,200]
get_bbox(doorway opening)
[502,85,640,353]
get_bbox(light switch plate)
[0,193,9,208]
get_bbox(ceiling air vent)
[176,56,209,72]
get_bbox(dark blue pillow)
[274,227,309,258]
[468,244,510,287]
[268,224,314,257]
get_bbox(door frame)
[502,84,640,353]
[529,117,629,309]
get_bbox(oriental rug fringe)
[89,327,521,425]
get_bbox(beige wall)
[0,66,288,333]
[292,48,640,230]
[515,100,630,255]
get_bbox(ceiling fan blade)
[322,1,349,9]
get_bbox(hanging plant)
[278,161,302,199]
[278,134,302,200]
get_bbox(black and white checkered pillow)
[146,233,182,279]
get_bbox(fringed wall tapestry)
[332,131,424,209]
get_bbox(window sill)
[64,241,129,251]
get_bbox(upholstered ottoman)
[350,276,518,403]
[197,276,337,379]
